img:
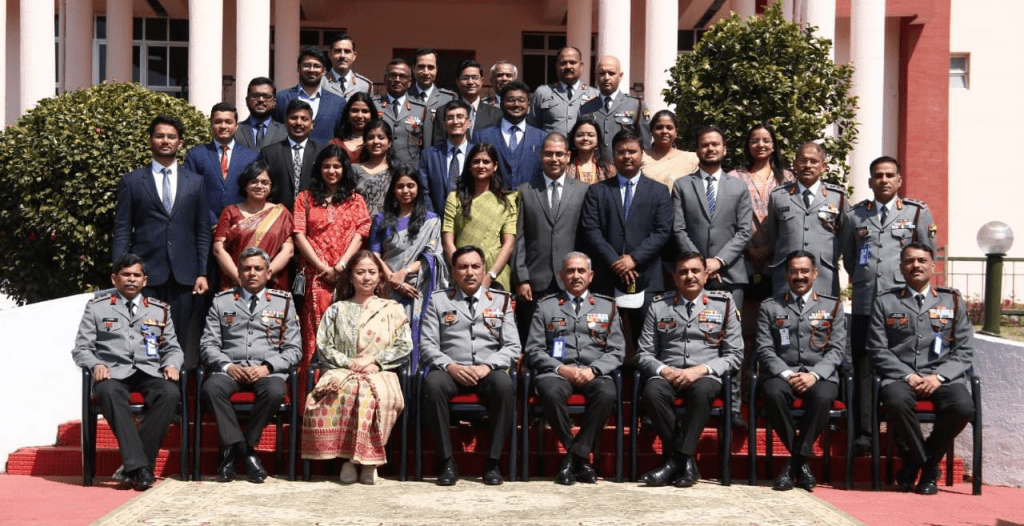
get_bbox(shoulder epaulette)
[353,72,372,83]
[936,286,962,297]
[823,182,846,194]
[437,87,456,96]
[268,289,292,299]
[538,293,560,303]
[438,288,456,299]
[773,182,796,193]
[853,199,871,209]
[592,293,616,303]
[902,197,927,208]
[881,286,903,296]
[816,292,839,301]
[706,290,731,301]
[90,292,115,303]
[214,289,234,297]
[653,291,677,302]
[488,287,510,296]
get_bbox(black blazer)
[112,164,211,287]
[260,138,326,211]
[578,174,673,296]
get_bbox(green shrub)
[0,82,209,304]
[664,4,857,186]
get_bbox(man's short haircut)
[562,251,592,270]
[148,115,184,138]
[543,132,568,147]
[785,250,817,268]
[675,251,707,269]
[558,46,583,60]
[458,59,483,76]
[489,60,518,78]
[611,129,642,150]
[326,32,354,50]
[237,159,272,198]
[113,253,147,274]
[901,242,935,261]
[210,102,238,121]
[499,80,530,99]
[247,76,276,96]
[415,48,437,61]
[239,247,271,268]
[442,99,472,119]
[695,125,725,146]
[285,99,314,118]
[387,57,410,70]
[452,245,486,266]
[870,155,901,174]
[797,140,826,158]
[297,47,330,69]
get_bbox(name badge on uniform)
[442,310,457,326]
[223,311,236,325]
[658,317,676,330]
[102,317,117,330]
[932,332,944,357]
[552,337,566,359]
[547,317,567,331]
[886,313,908,326]
[144,332,159,357]
[778,206,791,213]
[858,244,871,266]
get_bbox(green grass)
[973,325,1024,343]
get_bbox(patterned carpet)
[93,477,865,525]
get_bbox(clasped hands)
[660,364,708,389]
[91,364,179,382]
[907,373,942,397]
[447,363,493,387]
[226,364,272,384]
[557,365,596,387]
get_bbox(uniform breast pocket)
[889,226,913,246]
[261,315,285,340]
[484,314,504,331]
[97,318,121,340]
[538,97,557,113]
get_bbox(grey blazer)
[420,287,521,371]
[235,118,288,151]
[514,175,588,292]
[524,292,624,380]
[755,291,846,384]
[199,288,301,380]
[765,181,846,296]
[72,294,184,380]
[672,171,753,285]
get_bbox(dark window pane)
[169,19,188,42]
[522,33,544,50]
[55,44,59,82]
[96,16,106,40]
[546,55,558,84]
[270,27,275,46]
[522,55,546,92]
[132,45,141,82]
[55,15,59,37]
[300,30,320,47]
[133,17,142,40]
[169,47,188,87]
[148,46,168,86]
[145,18,167,41]
[99,44,107,82]
[549,35,566,50]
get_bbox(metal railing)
[940,254,1024,306]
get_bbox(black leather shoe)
[730,413,748,431]
[554,455,575,486]
[795,462,817,491]
[482,462,504,486]
[243,452,267,483]
[574,457,598,484]
[894,461,921,493]
[852,436,872,458]
[112,465,131,487]
[131,467,156,491]
[674,456,701,488]
[436,458,459,486]
[772,461,795,491]
[216,446,237,483]
[915,463,940,495]
[641,457,679,487]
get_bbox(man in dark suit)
[579,56,651,153]
[431,60,503,146]
[373,58,432,168]
[112,115,211,366]
[579,129,673,352]
[409,48,455,122]
[672,125,753,428]
[474,81,545,190]
[185,102,261,226]
[235,77,287,150]
[420,100,472,214]
[273,47,346,145]
[260,99,325,211]
[513,132,588,341]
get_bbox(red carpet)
[815,484,1024,526]
[0,475,138,526]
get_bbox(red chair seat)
[91,392,146,405]
[450,394,483,404]
[228,392,256,403]
[672,398,725,408]
[788,398,846,410]
[914,400,937,412]
[525,394,588,406]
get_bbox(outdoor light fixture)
[977,221,1014,335]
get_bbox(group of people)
[71,36,975,497]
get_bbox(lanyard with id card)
[552,337,566,359]
[141,323,159,357]
[858,244,871,266]
[932,332,943,358]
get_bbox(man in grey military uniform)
[374,58,431,168]
[755,250,846,491]
[525,252,624,485]
[529,47,599,136]
[482,60,518,107]
[322,33,372,99]
[199,248,301,483]
[420,245,521,486]
[72,254,183,491]
[579,56,651,153]
[636,252,743,488]
[842,155,937,456]
[409,48,456,121]
[765,141,846,296]
[867,243,975,495]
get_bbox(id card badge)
[858,244,871,266]
[932,333,943,358]
[144,333,159,357]
[779,328,791,347]
[552,338,566,359]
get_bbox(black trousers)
[201,374,285,449]
[641,376,720,456]
[850,314,873,439]
[145,281,198,368]
[879,381,974,465]
[93,371,180,472]
[422,369,515,463]
[761,377,838,458]
[534,375,616,458]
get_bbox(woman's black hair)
[743,122,788,185]
[358,118,398,166]
[455,142,507,219]
[380,163,427,241]
[333,92,379,140]
[568,114,612,170]
[309,145,356,206]
[236,159,272,199]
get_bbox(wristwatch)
[487,270,498,280]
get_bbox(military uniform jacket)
[72,294,184,380]
[420,287,521,371]
[373,95,432,167]
[322,70,372,99]
[755,291,846,384]
[525,292,625,380]
[529,82,600,136]
[409,85,456,121]
[578,93,652,153]
[199,288,301,381]
[867,287,975,388]
[842,197,937,315]
[635,290,743,383]
[765,181,846,274]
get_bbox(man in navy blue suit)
[113,115,212,366]
[420,99,472,213]
[579,129,673,352]
[185,102,261,226]
[473,81,545,190]
[273,47,346,145]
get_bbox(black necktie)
[249,294,258,313]
[604,96,612,112]
[880,205,889,225]
[796,297,805,313]
[566,85,574,101]
[573,296,582,315]
[803,189,812,209]
[467,296,477,317]
[550,180,561,217]
[127,300,136,318]
[686,301,694,317]
[915,293,924,308]
[448,147,460,187]
[256,123,266,147]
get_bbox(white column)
[780,0,794,21]
[597,0,630,89]
[188,0,223,114]
[0,0,7,122]
[850,0,886,203]
[19,0,54,114]
[732,0,756,19]
[566,0,592,87]
[64,0,93,91]
[274,0,300,92]
[805,0,836,61]
[643,0,676,112]
[236,0,270,112]
[107,0,132,83]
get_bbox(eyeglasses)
[247,93,274,100]
[300,62,325,70]
[444,114,469,122]
[786,268,815,276]
[247,179,272,187]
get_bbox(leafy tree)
[0,83,209,304]
[664,4,857,185]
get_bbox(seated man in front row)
[72,254,183,491]
[525,252,624,485]
[636,252,743,488]
[199,247,301,483]
[420,245,521,486]
[868,242,975,495]
[755,250,845,491]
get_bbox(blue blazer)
[112,164,212,288]
[578,174,673,296]
[273,86,347,145]
[473,123,545,190]
[419,143,457,214]
[184,141,260,225]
